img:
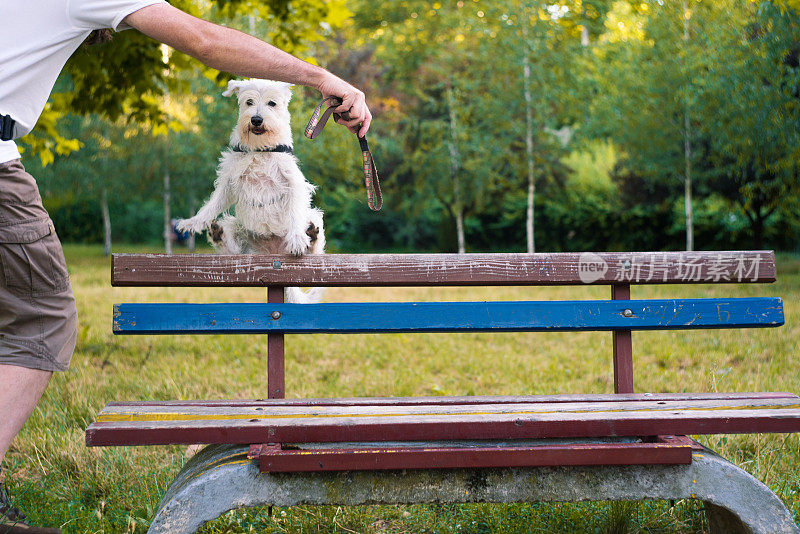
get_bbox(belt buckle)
[0,114,15,141]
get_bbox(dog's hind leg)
[207,220,226,250]
[306,208,326,255]
[285,286,325,304]
[208,215,244,254]
[284,209,326,304]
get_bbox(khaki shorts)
[0,159,77,372]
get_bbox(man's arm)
[124,3,371,136]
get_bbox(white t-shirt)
[0,0,166,163]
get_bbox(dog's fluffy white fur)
[177,79,325,303]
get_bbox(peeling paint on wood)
[111,298,784,335]
[85,395,800,447]
[253,435,692,472]
[110,251,777,287]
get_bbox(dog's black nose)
[250,115,263,127]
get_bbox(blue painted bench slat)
[113,297,784,335]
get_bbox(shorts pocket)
[0,220,70,297]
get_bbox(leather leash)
[305,96,382,211]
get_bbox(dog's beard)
[236,119,290,151]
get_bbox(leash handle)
[358,136,382,211]
[305,97,382,211]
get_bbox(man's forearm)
[125,3,373,136]
[127,5,328,89]
[193,23,329,90]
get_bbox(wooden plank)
[108,392,796,408]
[112,298,785,335]
[85,396,800,446]
[267,286,284,399]
[91,396,800,419]
[111,251,777,287]
[612,284,634,393]
[253,436,692,472]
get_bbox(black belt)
[0,114,15,141]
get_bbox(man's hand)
[124,4,372,137]
[317,76,372,138]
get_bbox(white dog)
[177,79,325,303]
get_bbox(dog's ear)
[222,80,247,97]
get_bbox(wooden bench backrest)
[111,251,782,398]
[112,251,775,286]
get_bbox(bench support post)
[146,444,798,534]
[612,283,634,393]
[267,286,285,399]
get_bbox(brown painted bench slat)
[86,393,800,447]
[111,251,775,287]
[107,391,796,408]
[250,435,698,472]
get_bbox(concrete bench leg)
[147,444,798,534]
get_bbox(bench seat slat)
[86,395,800,447]
[113,298,784,335]
[109,392,798,408]
[111,251,776,286]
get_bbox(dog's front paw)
[176,217,207,235]
[208,220,224,245]
[284,231,311,256]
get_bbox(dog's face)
[223,79,293,150]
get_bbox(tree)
[346,1,494,253]
[480,2,582,252]
[695,1,800,248]
[587,1,719,250]
[17,0,352,165]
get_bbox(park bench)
[86,250,800,533]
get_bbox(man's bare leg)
[0,365,51,468]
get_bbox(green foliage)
[16,0,352,164]
[587,0,800,248]
[17,0,800,252]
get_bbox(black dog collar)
[230,144,293,154]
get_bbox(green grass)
[4,244,800,533]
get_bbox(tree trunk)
[682,0,694,252]
[101,188,112,257]
[523,22,536,253]
[163,168,172,255]
[187,196,196,253]
[753,213,764,250]
[684,145,693,251]
[446,86,465,254]
[455,207,465,255]
[745,198,773,250]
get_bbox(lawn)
[4,244,800,533]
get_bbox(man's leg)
[0,367,60,534]
[0,159,76,534]
[0,365,52,463]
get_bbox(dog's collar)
[230,144,293,154]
